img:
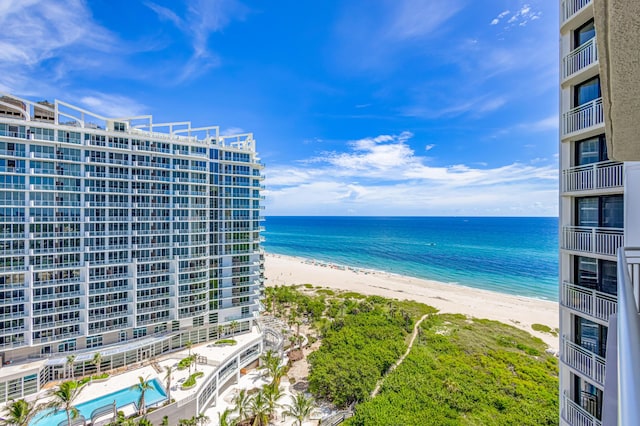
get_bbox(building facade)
[0,94,264,400]
[559,1,622,425]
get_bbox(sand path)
[371,313,430,398]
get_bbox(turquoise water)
[31,378,166,425]
[263,216,558,301]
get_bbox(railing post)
[592,228,597,253]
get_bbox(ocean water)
[262,217,558,301]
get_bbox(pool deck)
[72,328,263,408]
[2,328,263,423]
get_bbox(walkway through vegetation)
[370,313,430,398]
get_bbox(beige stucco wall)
[594,0,640,161]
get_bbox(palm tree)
[218,409,237,426]
[164,366,173,403]
[0,399,41,426]
[192,352,199,373]
[232,389,251,423]
[282,393,314,426]
[65,355,76,380]
[131,376,153,416]
[259,350,280,378]
[269,364,287,390]
[263,384,284,421]
[248,391,269,426]
[186,340,193,357]
[195,412,210,426]
[92,352,103,377]
[47,381,84,426]
[229,320,239,336]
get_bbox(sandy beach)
[264,253,559,352]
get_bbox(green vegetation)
[532,323,559,337]
[306,293,436,407]
[264,284,558,425]
[177,355,195,370]
[346,314,558,425]
[181,372,204,389]
[214,339,237,345]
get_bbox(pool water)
[31,378,167,425]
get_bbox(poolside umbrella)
[112,400,117,422]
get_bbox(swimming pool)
[31,378,166,425]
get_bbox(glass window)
[600,260,617,295]
[601,195,623,228]
[575,19,595,48]
[576,135,608,165]
[577,197,598,226]
[575,77,601,107]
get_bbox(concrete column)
[624,163,640,247]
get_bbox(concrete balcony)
[562,38,598,83]
[562,98,604,138]
[561,281,617,323]
[561,226,623,257]
[562,161,623,193]
[562,393,601,426]
[562,337,606,387]
[561,0,592,27]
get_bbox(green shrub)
[214,339,237,345]
[181,372,204,389]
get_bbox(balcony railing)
[602,248,640,425]
[561,281,617,323]
[562,0,592,24]
[563,98,604,136]
[562,337,606,386]
[562,393,602,426]
[563,38,598,81]
[562,161,623,193]
[562,226,624,257]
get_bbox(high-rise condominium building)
[0,94,264,401]
[559,0,640,424]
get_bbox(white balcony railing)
[561,281,617,322]
[562,98,604,136]
[562,226,624,257]
[562,393,602,426]
[562,337,606,386]
[562,0,592,24]
[603,248,640,425]
[563,38,598,80]
[562,161,623,193]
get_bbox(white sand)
[264,253,559,352]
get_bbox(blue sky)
[0,0,558,216]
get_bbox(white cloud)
[501,4,542,28]
[490,10,510,25]
[425,144,435,151]
[0,0,116,94]
[402,95,507,119]
[265,132,558,216]
[146,0,249,81]
[385,0,464,41]
[79,93,147,118]
[221,127,245,136]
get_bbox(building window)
[119,331,127,342]
[576,135,608,165]
[576,195,623,228]
[133,328,147,339]
[574,19,595,48]
[575,316,607,357]
[87,336,103,348]
[575,76,601,107]
[193,316,204,327]
[575,256,617,295]
[573,375,602,420]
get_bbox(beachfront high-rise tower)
[559,1,640,424]
[0,94,264,401]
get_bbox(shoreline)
[263,252,559,352]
